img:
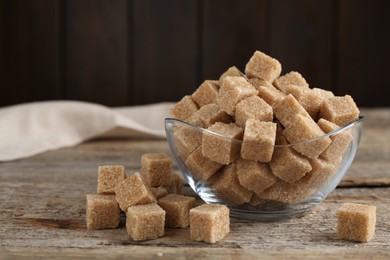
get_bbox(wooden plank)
[267,0,335,91]
[201,0,267,80]
[65,0,128,106]
[0,0,60,107]
[132,0,197,104]
[338,0,390,107]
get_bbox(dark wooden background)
[1,0,389,108]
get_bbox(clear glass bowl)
[165,116,364,221]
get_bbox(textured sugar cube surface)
[158,194,196,228]
[190,204,230,244]
[86,194,120,230]
[163,173,184,194]
[236,158,276,196]
[337,203,376,243]
[273,94,311,128]
[170,95,199,121]
[198,103,232,127]
[283,114,331,158]
[210,163,252,205]
[202,122,243,165]
[269,144,312,183]
[273,71,309,93]
[217,76,258,116]
[185,146,223,181]
[192,80,219,107]
[126,203,165,241]
[150,186,169,200]
[241,119,276,162]
[245,50,282,82]
[319,95,360,126]
[235,95,273,127]
[284,85,323,119]
[114,172,156,211]
[219,66,243,85]
[97,165,126,194]
[140,153,173,187]
[249,78,286,106]
[173,126,202,161]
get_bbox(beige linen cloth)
[0,101,175,161]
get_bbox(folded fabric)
[0,101,174,161]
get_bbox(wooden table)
[1,108,389,259]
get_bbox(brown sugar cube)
[236,158,276,196]
[192,80,219,107]
[318,119,353,162]
[198,103,232,127]
[150,186,169,199]
[186,110,207,128]
[235,96,273,127]
[170,95,199,121]
[319,95,360,126]
[126,203,165,241]
[158,194,196,228]
[140,153,173,187]
[97,165,126,194]
[202,122,243,165]
[216,76,258,116]
[185,146,223,181]
[219,66,243,85]
[115,172,156,211]
[305,157,338,190]
[284,85,323,119]
[241,119,276,162]
[163,173,185,194]
[269,143,312,183]
[273,94,311,128]
[273,71,309,93]
[312,87,335,100]
[211,163,252,205]
[190,204,230,244]
[283,114,332,158]
[173,126,202,161]
[249,78,286,106]
[86,194,120,230]
[245,50,282,82]
[337,203,376,243]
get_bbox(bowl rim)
[164,116,364,148]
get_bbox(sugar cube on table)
[126,203,165,241]
[86,194,120,230]
[236,158,276,196]
[273,71,309,93]
[97,165,126,194]
[235,95,273,127]
[140,153,173,187]
[202,122,243,165]
[337,203,376,243]
[319,95,360,126]
[241,119,276,162]
[190,204,230,244]
[283,114,332,158]
[114,172,156,211]
[150,186,169,200]
[185,146,223,182]
[170,95,199,121]
[192,80,219,108]
[163,173,184,195]
[210,163,252,205]
[158,194,196,228]
[245,50,282,82]
[216,76,258,116]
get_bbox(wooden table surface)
[1,108,389,259]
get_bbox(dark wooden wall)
[1,0,389,107]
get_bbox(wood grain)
[0,109,389,258]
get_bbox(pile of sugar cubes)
[86,153,230,243]
[170,50,360,206]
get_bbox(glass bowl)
[165,116,364,221]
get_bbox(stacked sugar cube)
[170,50,360,206]
[86,153,229,243]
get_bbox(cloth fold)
[0,101,174,161]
